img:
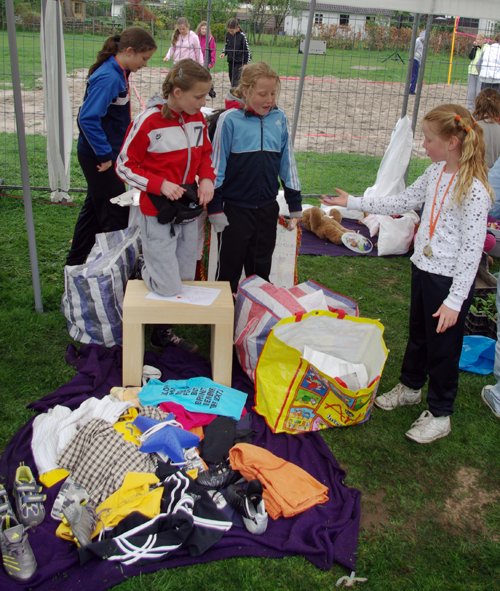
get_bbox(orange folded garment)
[229,442,329,519]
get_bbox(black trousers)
[400,264,474,417]
[216,201,279,293]
[66,152,129,266]
[228,61,243,88]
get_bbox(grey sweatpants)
[139,213,198,296]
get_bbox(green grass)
[0,156,498,590]
[2,30,470,89]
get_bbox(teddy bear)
[301,206,348,244]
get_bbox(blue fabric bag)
[459,335,495,375]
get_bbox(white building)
[285,2,394,37]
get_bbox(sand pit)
[0,66,467,161]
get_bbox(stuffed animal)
[301,207,348,244]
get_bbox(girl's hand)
[160,180,185,200]
[432,304,459,333]
[320,187,349,207]
[287,217,299,231]
[219,53,225,59]
[198,178,214,206]
[97,160,113,173]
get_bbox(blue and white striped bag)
[61,226,141,347]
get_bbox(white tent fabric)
[40,0,73,203]
[354,1,499,21]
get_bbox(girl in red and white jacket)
[116,59,215,299]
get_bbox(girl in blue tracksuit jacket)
[66,27,156,266]
[208,62,302,293]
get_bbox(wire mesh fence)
[0,2,498,197]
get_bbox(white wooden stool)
[122,280,234,387]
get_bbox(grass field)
[0,154,498,589]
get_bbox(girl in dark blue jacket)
[66,27,156,266]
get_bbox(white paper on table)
[302,345,369,390]
[146,285,221,306]
[296,290,329,312]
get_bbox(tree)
[247,0,298,42]
[180,0,240,29]
[62,0,74,19]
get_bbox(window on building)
[74,2,82,15]
[366,16,375,24]
[340,14,349,26]
[314,13,323,25]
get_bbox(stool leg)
[210,321,233,387]
[122,322,145,387]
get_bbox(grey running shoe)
[61,498,97,548]
[13,463,46,527]
[405,410,451,444]
[0,485,15,521]
[374,383,422,411]
[51,477,89,521]
[0,515,37,581]
[223,479,268,535]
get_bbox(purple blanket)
[300,217,379,257]
[0,344,361,591]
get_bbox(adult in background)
[478,32,500,92]
[409,30,425,95]
[466,33,486,112]
[66,28,157,266]
[164,17,203,66]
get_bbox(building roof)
[296,2,394,17]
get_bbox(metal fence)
[1,1,498,196]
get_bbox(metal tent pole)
[290,0,316,147]
[6,0,43,312]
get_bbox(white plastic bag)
[377,211,420,256]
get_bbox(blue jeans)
[490,278,500,411]
[410,59,420,93]
[489,157,500,219]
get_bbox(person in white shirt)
[478,32,500,91]
[322,104,493,443]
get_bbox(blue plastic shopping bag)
[459,335,495,375]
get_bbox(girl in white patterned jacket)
[322,104,493,444]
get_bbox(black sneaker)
[223,479,268,535]
[196,461,240,489]
[130,255,144,280]
[150,325,199,353]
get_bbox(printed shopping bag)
[255,310,388,434]
[234,276,358,383]
[61,225,141,347]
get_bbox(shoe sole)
[405,425,451,444]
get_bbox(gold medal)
[423,244,433,257]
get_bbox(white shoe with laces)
[374,383,422,411]
[405,410,451,444]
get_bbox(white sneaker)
[405,410,451,444]
[374,383,422,411]
[481,386,500,418]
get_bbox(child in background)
[66,27,157,266]
[196,21,216,69]
[322,104,493,443]
[481,273,500,418]
[220,18,251,87]
[473,88,500,168]
[208,62,302,294]
[196,20,217,98]
[164,18,203,66]
[116,59,214,350]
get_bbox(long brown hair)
[423,104,493,203]
[473,88,500,122]
[88,27,156,76]
[172,17,190,46]
[161,59,211,119]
